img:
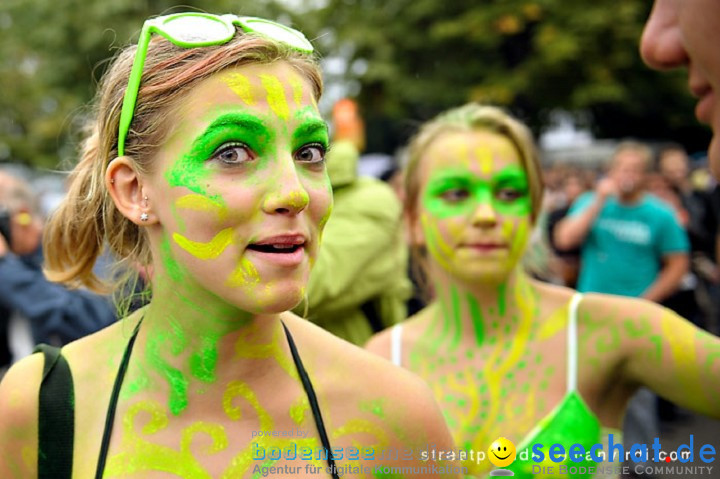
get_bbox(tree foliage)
[301,0,710,154]
[0,0,711,168]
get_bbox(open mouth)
[247,243,303,254]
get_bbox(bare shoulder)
[61,311,142,380]
[364,324,395,359]
[283,312,452,433]
[578,292,665,324]
[0,352,43,477]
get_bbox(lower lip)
[247,246,305,267]
[696,91,715,124]
[464,245,507,252]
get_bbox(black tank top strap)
[281,322,339,478]
[94,318,338,479]
[95,317,143,478]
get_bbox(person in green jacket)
[296,140,412,345]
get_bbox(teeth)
[273,244,295,249]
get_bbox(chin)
[455,267,513,286]
[233,285,306,315]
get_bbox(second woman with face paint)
[367,103,720,478]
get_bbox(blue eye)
[295,143,326,164]
[212,142,254,165]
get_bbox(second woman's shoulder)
[284,312,439,403]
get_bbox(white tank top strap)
[390,324,403,367]
[567,292,583,393]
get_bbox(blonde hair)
[403,103,544,296]
[44,25,323,299]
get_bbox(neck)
[617,190,644,205]
[130,265,289,416]
[427,266,537,350]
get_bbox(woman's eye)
[440,189,470,202]
[212,142,253,165]
[497,188,524,201]
[295,144,326,164]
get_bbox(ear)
[106,156,157,225]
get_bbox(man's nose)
[640,0,688,71]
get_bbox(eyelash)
[211,142,254,165]
[439,187,525,202]
[295,143,327,164]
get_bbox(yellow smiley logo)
[488,437,517,468]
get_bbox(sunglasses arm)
[117,24,153,157]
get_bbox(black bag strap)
[34,344,74,479]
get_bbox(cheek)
[420,212,463,267]
[307,180,333,228]
[501,216,531,259]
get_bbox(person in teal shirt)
[568,185,689,297]
[556,141,689,302]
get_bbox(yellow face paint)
[225,257,260,288]
[222,72,255,105]
[172,228,234,260]
[476,146,494,176]
[175,194,229,222]
[260,74,290,120]
[421,212,454,272]
[289,73,305,106]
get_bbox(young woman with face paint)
[0,14,460,479]
[367,103,720,478]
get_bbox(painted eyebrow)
[292,118,329,143]
[493,167,528,183]
[192,113,271,146]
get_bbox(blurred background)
[0,0,711,176]
[1,2,718,472]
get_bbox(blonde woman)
[0,13,459,478]
[367,103,720,478]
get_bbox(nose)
[640,0,688,71]
[262,162,310,216]
[472,202,497,228]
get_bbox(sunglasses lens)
[241,18,313,53]
[161,14,233,44]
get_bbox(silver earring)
[140,212,149,222]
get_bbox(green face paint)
[165,112,275,198]
[422,164,531,219]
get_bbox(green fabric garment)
[295,176,412,345]
[486,392,602,479]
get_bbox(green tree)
[0,0,291,169]
[305,0,710,154]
